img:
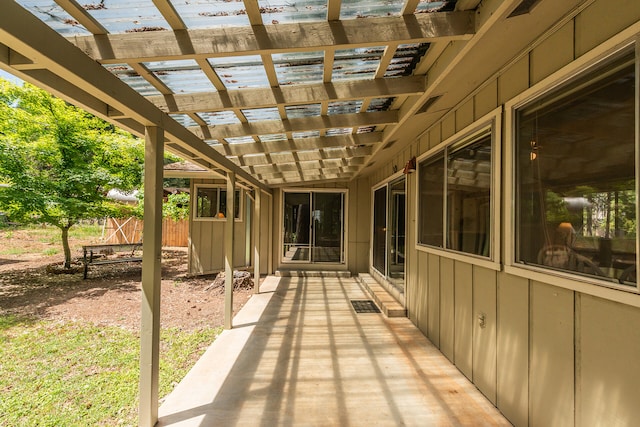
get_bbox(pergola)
[0,0,497,425]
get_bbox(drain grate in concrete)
[350,299,381,313]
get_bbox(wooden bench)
[82,243,143,279]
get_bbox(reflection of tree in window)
[516,51,636,285]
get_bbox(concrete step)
[357,273,407,318]
[275,270,352,278]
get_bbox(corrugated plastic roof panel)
[144,60,215,93]
[15,0,91,35]
[242,108,282,122]
[173,0,251,28]
[105,64,162,96]
[199,111,242,126]
[285,104,322,118]
[273,52,324,86]
[333,47,383,81]
[208,56,271,89]
[256,0,327,24]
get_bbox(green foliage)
[0,79,144,266]
[163,192,190,221]
[0,318,221,426]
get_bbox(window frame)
[504,39,640,298]
[193,184,243,222]
[415,108,502,270]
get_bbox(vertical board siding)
[472,266,497,404]
[440,257,455,362]
[529,281,574,427]
[454,261,473,380]
[529,20,575,85]
[575,0,640,57]
[416,251,430,333]
[427,254,441,347]
[497,273,529,427]
[579,295,640,426]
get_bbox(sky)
[0,70,24,85]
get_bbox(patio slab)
[158,276,511,426]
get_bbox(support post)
[253,188,261,294]
[139,126,163,427]
[224,172,236,330]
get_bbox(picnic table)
[82,242,142,279]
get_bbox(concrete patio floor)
[158,276,511,426]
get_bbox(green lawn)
[0,316,221,426]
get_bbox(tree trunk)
[61,225,72,269]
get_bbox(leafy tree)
[0,79,144,268]
[163,192,190,221]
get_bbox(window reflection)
[516,52,636,285]
[447,136,492,256]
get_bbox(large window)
[515,50,636,287]
[418,131,493,258]
[195,186,241,220]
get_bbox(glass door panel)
[312,192,344,263]
[283,192,311,261]
[389,178,406,283]
[373,186,387,273]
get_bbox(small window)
[195,186,241,220]
[418,130,493,258]
[515,50,636,287]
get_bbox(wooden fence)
[102,217,189,247]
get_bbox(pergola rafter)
[68,12,475,63]
[192,111,398,141]
[149,76,424,114]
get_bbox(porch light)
[403,156,417,174]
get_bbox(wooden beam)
[401,0,421,15]
[55,0,108,35]
[191,111,397,140]
[243,0,264,26]
[151,0,186,30]
[139,126,164,427]
[150,76,424,114]
[224,172,236,330]
[327,0,342,21]
[253,188,261,294]
[69,12,476,63]
[212,132,380,157]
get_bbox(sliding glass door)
[283,191,344,263]
[372,177,406,289]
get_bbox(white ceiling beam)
[150,76,425,113]
[192,111,398,140]
[0,1,269,192]
[69,12,475,63]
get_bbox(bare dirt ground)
[0,231,253,331]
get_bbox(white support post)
[224,172,236,330]
[139,126,164,427]
[253,188,261,294]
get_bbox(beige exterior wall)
[188,178,271,275]
[369,2,640,426]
